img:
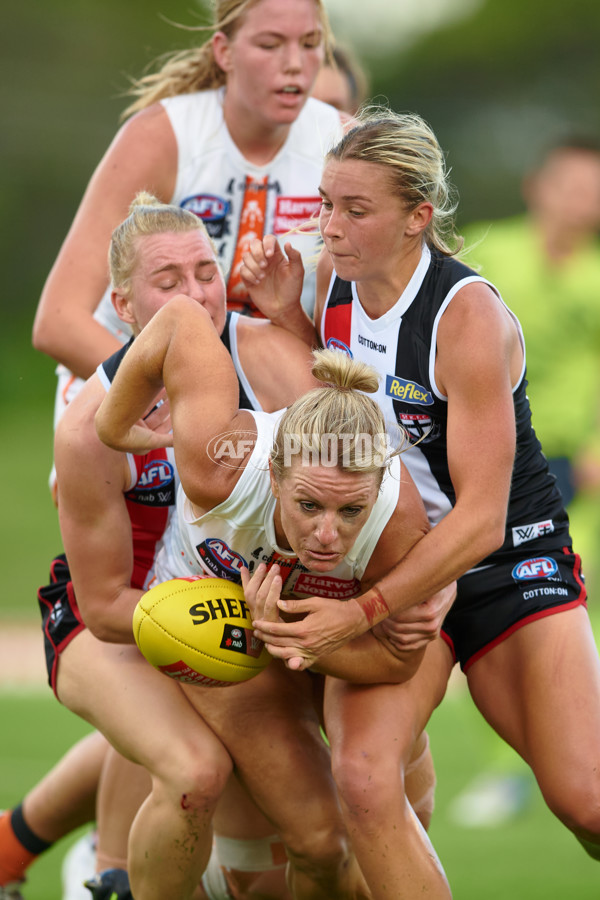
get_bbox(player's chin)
[271,96,306,120]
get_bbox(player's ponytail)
[270,349,398,481]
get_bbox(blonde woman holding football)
[95,292,456,900]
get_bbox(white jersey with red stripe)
[160,89,343,317]
[52,91,342,434]
[93,89,342,330]
[151,410,401,599]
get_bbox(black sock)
[10,805,53,855]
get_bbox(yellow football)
[133,576,270,686]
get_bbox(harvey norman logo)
[386,376,433,406]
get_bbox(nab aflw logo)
[512,519,554,547]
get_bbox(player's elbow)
[82,604,131,644]
[388,647,425,683]
[479,509,507,557]
[31,310,56,357]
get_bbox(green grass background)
[1,337,599,898]
[2,687,600,899]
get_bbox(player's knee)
[284,820,352,881]
[332,747,401,817]
[155,744,231,814]
[545,778,600,840]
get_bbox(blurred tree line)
[364,0,600,226]
[2,0,598,411]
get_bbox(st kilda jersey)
[97,342,179,589]
[95,313,261,588]
[320,244,568,567]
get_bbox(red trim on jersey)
[126,450,172,589]
[322,293,352,352]
[266,552,299,589]
[462,598,588,673]
[568,546,587,601]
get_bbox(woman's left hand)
[241,564,317,670]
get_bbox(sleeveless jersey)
[152,410,401,600]
[52,92,342,429]
[321,244,568,568]
[95,312,262,587]
[92,89,342,338]
[97,344,179,590]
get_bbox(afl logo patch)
[180,194,230,221]
[326,337,353,357]
[137,460,174,490]
[512,557,559,581]
[197,539,247,582]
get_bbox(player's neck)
[224,102,290,166]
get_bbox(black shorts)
[37,554,85,696]
[441,543,587,671]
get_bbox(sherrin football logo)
[512,557,559,581]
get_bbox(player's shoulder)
[56,374,111,456]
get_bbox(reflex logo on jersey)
[197,538,248,582]
[180,194,230,239]
[386,376,433,405]
[511,557,559,581]
[326,337,352,357]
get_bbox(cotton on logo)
[511,557,559,581]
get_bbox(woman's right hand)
[240,235,305,323]
[95,408,173,455]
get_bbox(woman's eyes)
[320,200,365,218]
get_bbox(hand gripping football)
[133,576,270,686]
